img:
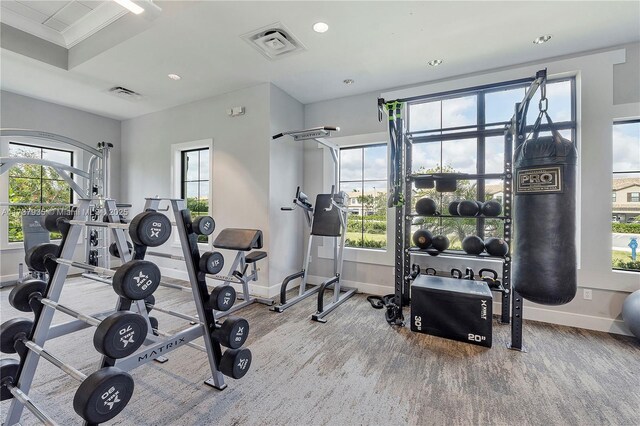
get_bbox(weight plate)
[41,210,74,233]
[208,286,236,311]
[199,251,224,274]
[192,216,215,236]
[129,211,171,247]
[25,243,58,273]
[0,359,20,401]
[73,367,134,424]
[215,317,249,349]
[94,311,148,359]
[0,318,33,354]
[219,348,252,379]
[112,260,161,300]
[8,280,47,312]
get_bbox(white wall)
[268,85,304,287]
[120,83,273,295]
[303,43,640,335]
[0,90,122,282]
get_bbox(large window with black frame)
[612,119,640,272]
[181,147,210,243]
[407,78,575,250]
[339,144,388,249]
[7,142,74,242]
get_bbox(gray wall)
[0,90,122,281]
[120,84,277,295]
[268,85,304,286]
[303,43,640,335]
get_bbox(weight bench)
[210,228,273,318]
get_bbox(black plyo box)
[410,275,493,348]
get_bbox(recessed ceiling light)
[167,74,181,81]
[343,79,354,85]
[313,22,329,33]
[533,35,552,44]
[427,59,443,67]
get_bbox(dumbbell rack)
[4,198,138,426]
[104,197,230,390]
[384,70,547,351]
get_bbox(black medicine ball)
[431,235,450,252]
[482,200,502,217]
[448,201,460,216]
[484,237,509,257]
[412,229,433,249]
[415,198,437,216]
[462,235,485,255]
[457,200,479,217]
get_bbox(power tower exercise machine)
[271,127,357,322]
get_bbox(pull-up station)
[271,126,357,322]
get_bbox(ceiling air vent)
[107,86,143,101]
[241,23,306,60]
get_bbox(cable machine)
[377,70,547,350]
[0,129,115,282]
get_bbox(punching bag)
[513,111,578,305]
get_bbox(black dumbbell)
[26,243,161,300]
[128,211,172,247]
[212,317,249,349]
[219,347,252,379]
[208,285,236,311]
[0,319,134,424]
[199,251,224,274]
[9,280,147,359]
[143,299,249,350]
[192,216,216,236]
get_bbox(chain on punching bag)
[513,94,578,305]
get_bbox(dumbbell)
[147,317,251,380]
[143,250,225,275]
[0,319,134,424]
[26,243,161,300]
[208,285,237,311]
[143,302,248,349]
[192,216,216,236]
[9,280,147,359]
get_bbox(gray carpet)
[1,278,639,426]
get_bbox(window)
[612,192,617,202]
[612,119,640,272]
[407,79,576,249]
[181,148,210,243]
[8,142,73,242]
[339,144,387,249]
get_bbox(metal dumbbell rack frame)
[380,69,548,351]
[99,197,230,390]
[4,198,137,426]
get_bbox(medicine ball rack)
[378,69,548,351]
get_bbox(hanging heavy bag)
[513,110,578,305]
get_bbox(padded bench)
[213,228,263,251]
[245,251,267,263]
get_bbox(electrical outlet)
[583,289,592,300]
